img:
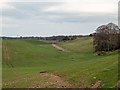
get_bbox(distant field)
[2,37,118,88]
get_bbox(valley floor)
[2,37,118,88]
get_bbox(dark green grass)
[2,38,118,88]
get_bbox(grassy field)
[2,37,118,88]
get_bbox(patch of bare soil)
[41,72,72,88]
[117,80,120,88]
[91,81,103,89]
[52,44,69,52]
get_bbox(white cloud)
[45,1,117,14]
[0,0,16,9]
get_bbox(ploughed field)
[2,37,118,88]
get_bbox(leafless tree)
[94,23,119,52]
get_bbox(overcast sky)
[0,0,119,37]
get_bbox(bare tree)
[94,23,119,52]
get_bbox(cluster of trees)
[2,36,45,40]
[2,35,84,41]
[93,23,120,52]
[44,35,84,41]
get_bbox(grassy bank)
[2,37,118,88]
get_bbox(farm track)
[52,44,69,52]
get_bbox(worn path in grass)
[39,72,72,88]
[52,44,69,52]
[3,71,72,88]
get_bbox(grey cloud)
[37,12,117,23]
[2,2,117,36]
[2,2,63,19]
[2,2,117,23]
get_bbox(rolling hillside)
[2,37,118,88]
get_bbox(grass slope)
[2,38,118,88]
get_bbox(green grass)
[2,38,118,88]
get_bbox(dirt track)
[52,44,68,52]
[41,73,72,88]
